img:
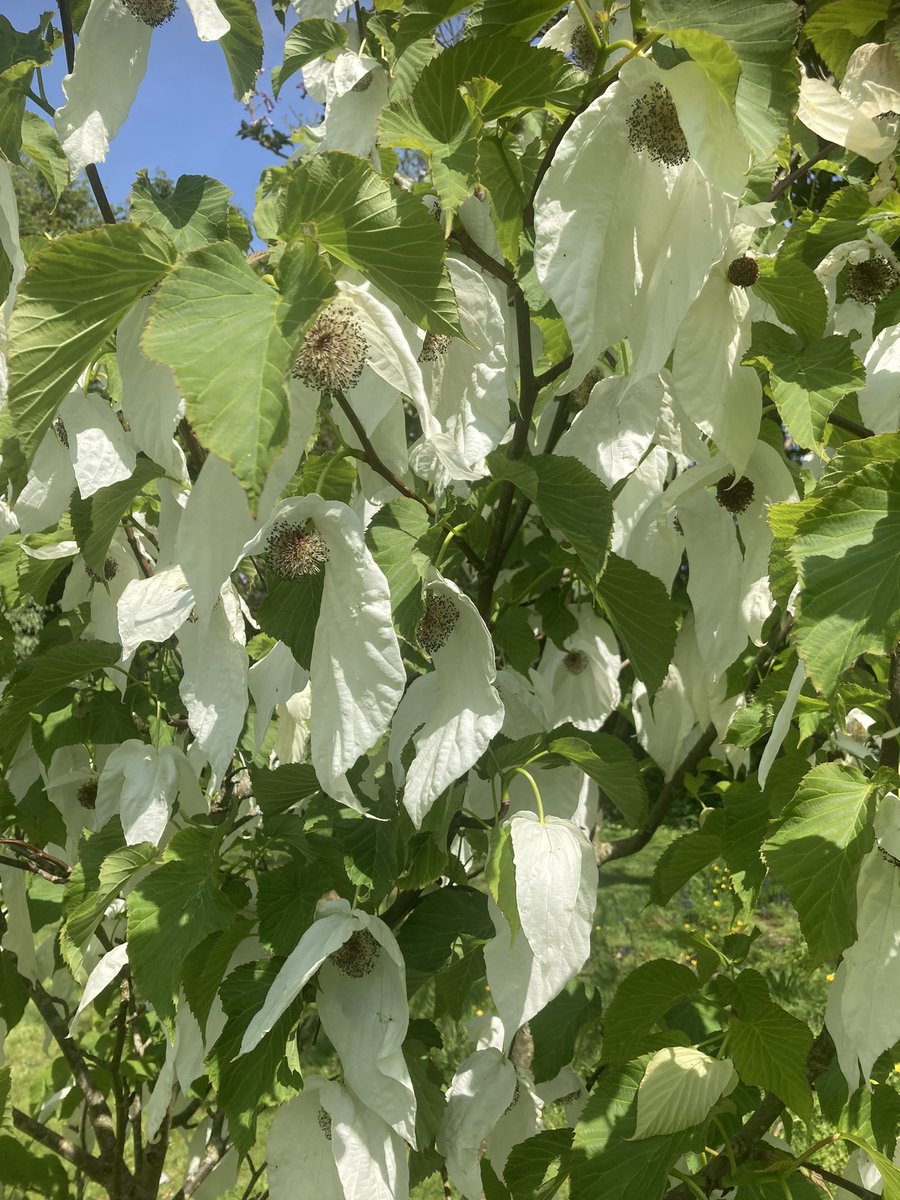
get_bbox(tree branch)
[23,972,121,1169]
[12,1107,108,1185]
[766,145,834,204]
[331,389,484,571]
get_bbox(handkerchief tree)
[1,2,900,1198]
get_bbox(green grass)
[3,822,839,1198]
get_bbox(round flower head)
[845,254,900,304]
[715,473,755,515]
[265,521,330,580]
[316,1106,333,1139]
[328,928,381,978]
[563,649,589,675]
[76,778,98,810]
[569,23,598,72]
[416,591,460,656]
[85,556,119,584]
[292,304,368,394]
[418,332,452,362]
[626,82,690,167]
[727,254,760,287]
[121,0,176,25]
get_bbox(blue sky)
[13,0,321,219]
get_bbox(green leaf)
[486,822,519,939]
[493,604,540,673]
[249,763,322,815]
[530,983,601,1084]
[61,822,156,980]
[786,461,900,693]
[753,257,828,343]
[489,452,612,583]
[127,826,237,1021]
[433,941,486,1019]
[366,498,430,645]
[749,324,864,454]
[271,18,348,97]
[129,173,234,253]
[468,0,580,39]
[394,0,471,53]
[182,917,254,1032]
[547,735,647,828]
[804,0,888,77]
[143,240,329,508]
[722,780,768,906]
[397,886,493,977]
[570,1062,694,1200]
[644,0,800,159]
[649,826,723,906]
[70,455,164,578]
[0,1063,9,1125]
[217,0,264,99]
[19,111,69,201]
[280,151,461,335]
[0,950,28,1027]
[730,1000,813,1121]
[206,959,305,1151]
[601,960,699,1063]
[2,225,176,489]
[0,640,121,768]
[596,554,678,694]
[505,1129,573,1200]
[841,1135,900,1200]
[763,762,876,963]
[257,859,338,956]
[257,569,324,670]
[378,36,584,215]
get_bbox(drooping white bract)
[184,0,230,40]
[72,943,129,1024]
[534,55,748,387]
[484,1069,543,1182]
[678,441,796,681]
[531,606,621,732]
[411,254,512,492]
[54,0,151,175]
[798,43,900,163]
[611,447,685,588]
[633,1047,738,1138]
[672,205,774,477]
[95,738,204,846]
[437,1047,517,1200]
[858,323,900,433]
[248,641,310,754]
[815,232,900,354]
[178,582,249,787]
[117,564,194,658]
[64,388,138,497]
[116,296,188,481]
[535,1065,589,1126]
[389,572,504,827]
[826,795,900,1089]
[485,813,597,1050]
[268,1076,409,1200]
[302,45,389,159]
[44,745,103,861]
[244,495,405,810]
[556,371,670,488]
[273,685,313,765]
[14,387,135,535]
[240,900,416,1145]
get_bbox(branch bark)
[12,1107,108,1185]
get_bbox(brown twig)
[331,389,484,570]
[766,145,835,204]
[124,523,154,578]
[12,1107,108,1184]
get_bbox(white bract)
[532,606,621,731]
[437,1047,517,1200]
[95,739,203,845]
[485,812,597,1049]
[268,1076,409,1200]
[389,572,504,826]
[534,55,748,387]
[798,43,900,162]
[240,900,416,1144]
